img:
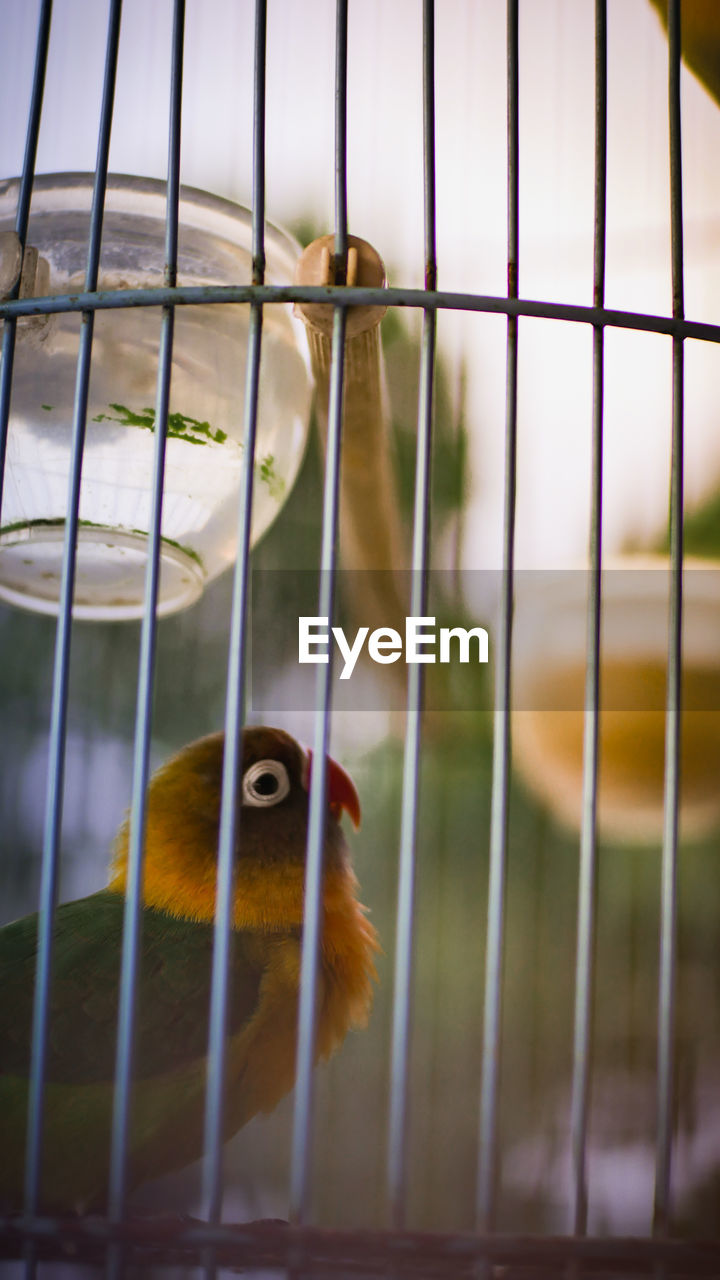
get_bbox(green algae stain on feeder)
[0,174,312,621]
[91,403,229,446]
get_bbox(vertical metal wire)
[200,0,267,1248]
[386,0,437,1231]
[288,308,347,1230]
[106,0,184,1255]
[654,0,684,1242]
[421,0,437,299]
[288,0,350,1227]
[475,0,519,1238]
[251,0,267,288]
[22,0,123,1249]
[569,0,607,1238]
[0,0,52,516]
[334,0,348,276]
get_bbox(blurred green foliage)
[382,307,468,536]
[669,489,720,559]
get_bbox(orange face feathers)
[109,725,379,1070]
[109,727,365,933]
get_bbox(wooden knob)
[294,234,387,339]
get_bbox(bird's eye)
[242,759,291,808]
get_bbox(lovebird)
[0,726,378,1213]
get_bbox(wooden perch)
[294,234,410,648]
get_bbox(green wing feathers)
[0,890,264,1084]
[0,890,268,1210]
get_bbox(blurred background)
[1,0,720,1252]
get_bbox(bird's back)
[0,890,270,1211]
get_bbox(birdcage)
[2,1,720,1277]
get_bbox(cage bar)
[0,0,52,517]
[4,1217,720,1277]
[2,283,720,346]
[23,0,123,1254]
[289,2,351,1229]
[568,0,607,1238]
[333,0,348,276]
[106,8,185,1272]
[289,303,348,1229]
[475,0,519,1238]
[653,0,685,1243]
[385,0,437,1231]
[200,2,267,1252]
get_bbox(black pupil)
[254,771,279,797]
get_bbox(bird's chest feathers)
[224,896,377,1129]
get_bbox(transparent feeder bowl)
[0,173,312,620]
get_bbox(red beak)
[304,749,361,830]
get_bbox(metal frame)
[1,0,718,1276]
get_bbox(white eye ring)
[242,759,291,809]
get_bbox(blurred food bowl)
[510,556,720,842]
